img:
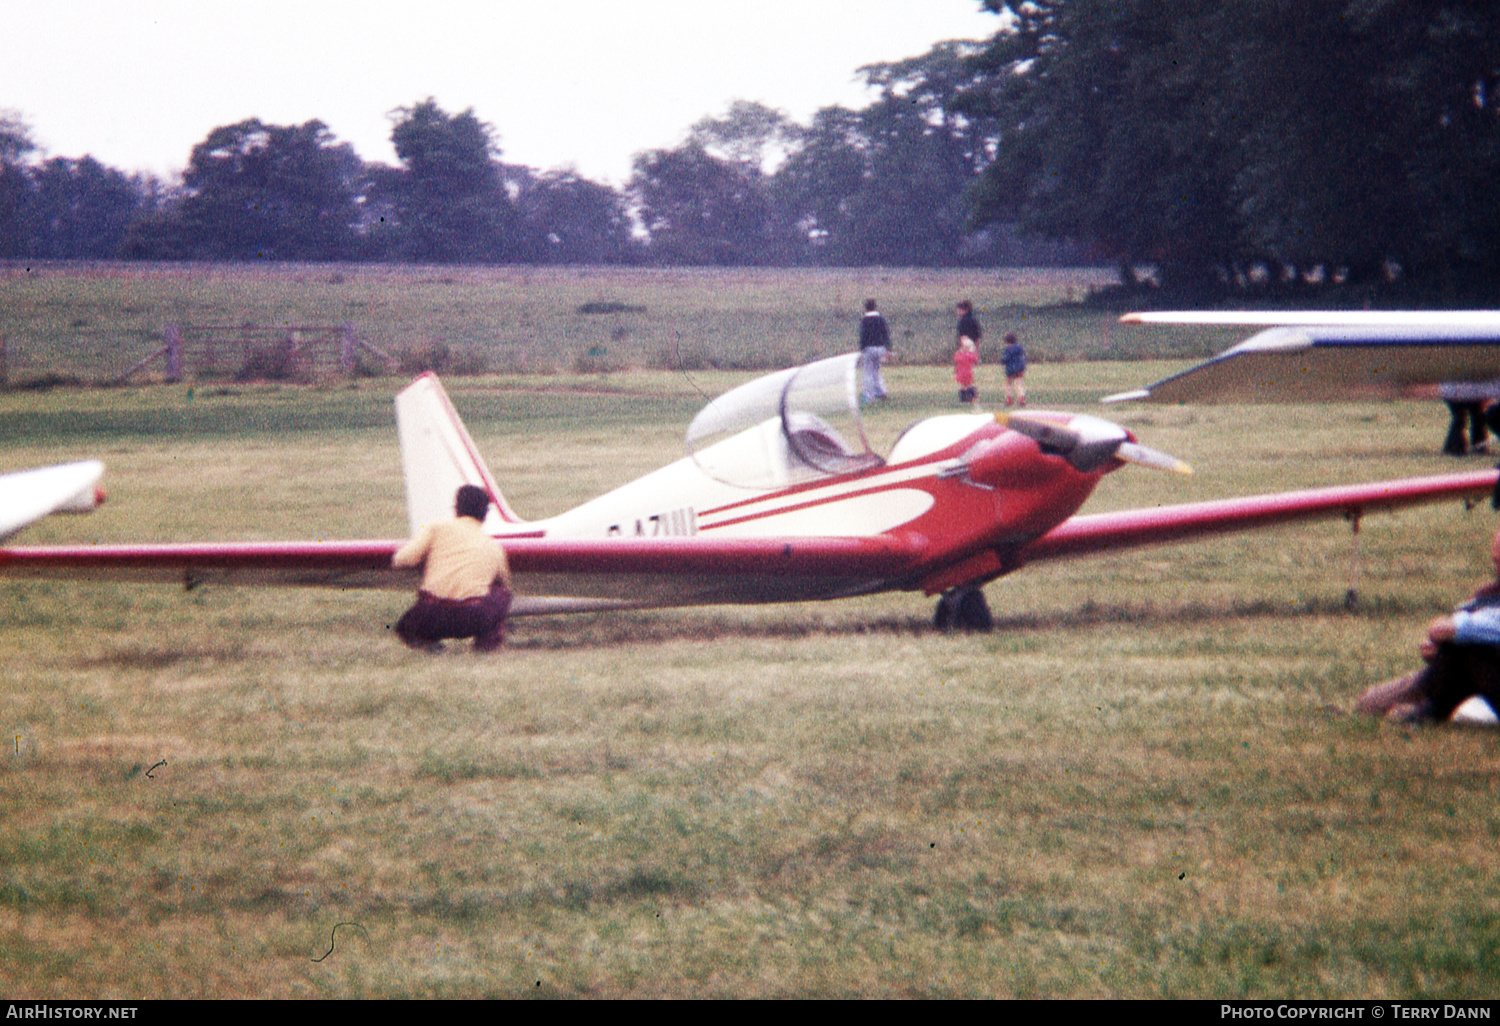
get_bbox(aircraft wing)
[0,534,931,615]
[0,461,105,541]
[2,471,1493,612]
[1022,468,1498,564]
[0,539,413,590]
[1105,312,1500,403]
[1120,311,1500,328]
[501,535,929,612]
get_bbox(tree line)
[0,52,1063,271]
[2,2,1496,299]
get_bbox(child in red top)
[954,336,979,405]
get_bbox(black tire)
[935,586,992,632]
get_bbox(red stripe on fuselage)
[697,452,956,521]
[700,478,938,532]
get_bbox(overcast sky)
[2,1,1002,185]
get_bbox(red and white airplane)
[0,353,1494,630]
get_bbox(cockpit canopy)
[685,353,884,489]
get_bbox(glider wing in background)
[1104,311,1500,404]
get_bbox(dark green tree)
[0,112,37,257]
[964,0,1500,296]
[1229,0,1500,289]
[768,106,868,262]
[117,175,189,260]
[629,143,786,265]
[345,161,404,261]
[385,99,526,263]
[514,168,639,264]
[963,1,1244,292]
[769,41,1001,266]
[164,118,362,260]
[845,42,999,265]
[27,156,148,258]
[689,100,801,173]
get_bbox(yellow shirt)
[391,516,510,600]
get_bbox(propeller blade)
[995,412,1080,455]
[999,412,1193,475]
[1116,441,1194,475]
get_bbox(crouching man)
[392,484,512,652]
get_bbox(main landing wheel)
[934,586,993,632]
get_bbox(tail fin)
[394,374,523,535]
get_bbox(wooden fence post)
[164,324,183,382]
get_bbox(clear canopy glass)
[684,353,884,489]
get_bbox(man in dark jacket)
[858,298,891,401]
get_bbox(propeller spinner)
[999,412,1192,475]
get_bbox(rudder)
[394,373,522,535]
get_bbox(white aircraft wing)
[1120,310,1500,328]
[0,461,105,540]
[1105,312,1500,404]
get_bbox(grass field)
[3,265,1499,999]
[0,262,1249,382]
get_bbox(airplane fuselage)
[494,413,1119,611]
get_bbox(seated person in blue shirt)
[1355,530,1500,723]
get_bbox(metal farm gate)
[113,323,396,384]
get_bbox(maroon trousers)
[396,584,512,651]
